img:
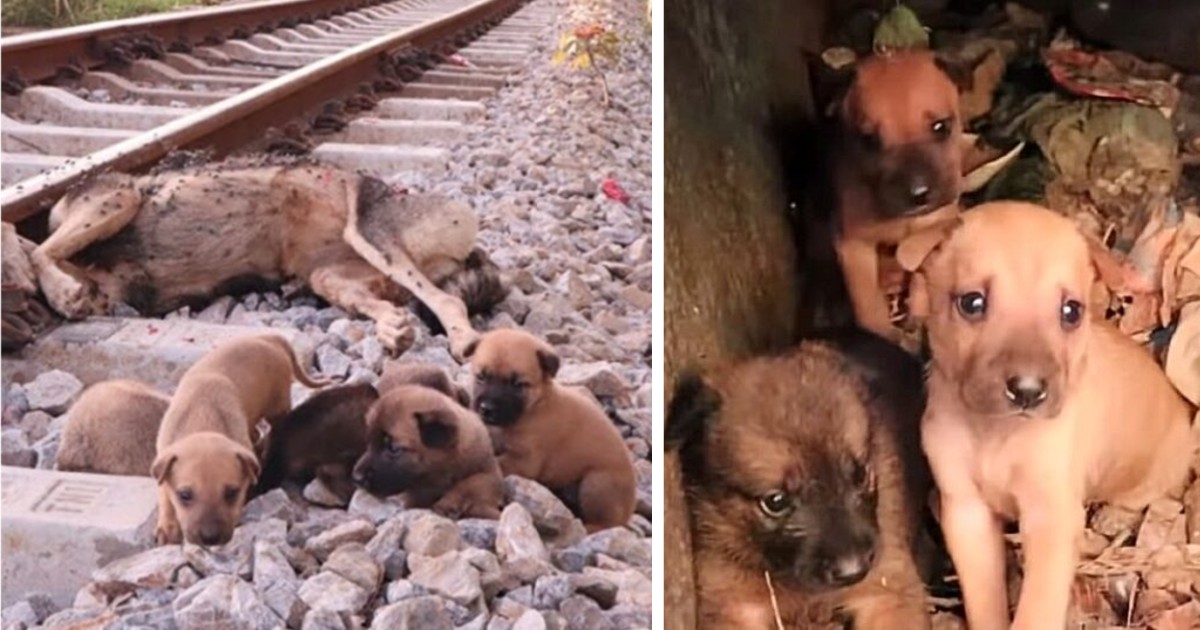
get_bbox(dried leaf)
[1165,302,1200,406]
[961,136,1025,194]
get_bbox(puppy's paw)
[374,310,416,354]
[155,519,183,546]
[449,329,480,363]
[431,496,466,520]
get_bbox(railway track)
[0,0,550,224]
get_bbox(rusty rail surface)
[0,0,520,223]
[0,0,382,85]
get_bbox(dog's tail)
[268,336,331,389]
[410,247,508,335]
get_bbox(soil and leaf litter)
[818,3,1200,628]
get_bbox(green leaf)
[873,4,929,53]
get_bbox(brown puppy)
[152,334,326,546]
[257,383,377,503]
[352,385,503,519]
[898,202,1195,630]
[666,331,931,629]
[378,360,470,406]
[835,50,963,339]
[464,329,636,532]
[57,379,167,476]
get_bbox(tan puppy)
[835,50,963,339]
[152,334,326,546]
[352,385,503,519]
[58,379,167,476]
[464,329,636,532]
[898,201,1195,629]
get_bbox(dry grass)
[1,0,217,28]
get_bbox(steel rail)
[0,0,520,223]
[0,0,383,85]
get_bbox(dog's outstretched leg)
[310,259,417,353]
[342,227,477,360]
[31,176,142,318]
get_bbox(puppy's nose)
[199,530,224,546]
[909,179,931,206]
[827,551,873,586]
[352,465,371,486]
[1005,376,1048,409]
[477,399,496,417]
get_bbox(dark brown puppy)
[465,329,636,532]
[378,361,470,406]
[257,383,377,503]
[352,385,503,519]
[835,50,962,339]
[667,330,931,629]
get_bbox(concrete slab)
[248,33,345,54]
[1,115,136,156]
[311,142,447,175]
[342,118,469,144]
[1,466,158,608]
[80,72,230,107]
[7,86,189,130]
[2,317,312,391]
[162,53,281,78]
[418,70,506,88]
[374,97,485,122]
[129,59,267,89]
[215,41,321,68]
[1,153,69,186]
[399,82,495,101]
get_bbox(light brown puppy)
[465,329,636,532]
[152,334,326,546]
[899,201,1195,630]
[57,379,168,476]
[835,50,963,339]
[352,385,503,519]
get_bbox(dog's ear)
[416,411,458,449]
[235,445,261,487]
[151,451,177,483]
[1084,235,1126,293]
[461,337,481,359]
[932,51,976,94]
[897,217,961,273]
[536,348,560,380]
[665,371,721,452]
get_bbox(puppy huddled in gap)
[898,201,1196,630]
[833,49,963,340]
[667,330,932,629]
[464,329,637,532]
[352,364,504,519]
[152,334,328,546]
[57,379,168,477]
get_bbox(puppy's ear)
[932,51,975,94]
[665,371,721,452]
[461,337,481,359]
[235,445,261,487]
[151,451,177,483]
[417,411,458,449]
[897,217,961,273]
[1084,235,1126,293]
[536,348,560,380]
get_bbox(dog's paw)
[374,310,416,354]
[431,497,466,520]
[155,519,183,545]
[449,329,480,363]
[39,267,101,319]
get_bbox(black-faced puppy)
[666,331,931,629]
[352,385,503,519]
[57,379,168,476]
[152,334,327,546]
[898,201,1195,630]
[465,329,636,532]
[835,50,963,339]
[257,383,377,503]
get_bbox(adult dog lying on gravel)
[25,160,505,358]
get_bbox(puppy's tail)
[410,247,508,334]
[268,336,332,388]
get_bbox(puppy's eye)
[475,373,487,384]
[758,491,793,518]
[956,291,987,321]
[177,488,194,505]
[382,435,402,454]
[931,117,952,140]
[1061,299,1084,329]
[223,486,240,505]
[858,131,882,152]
